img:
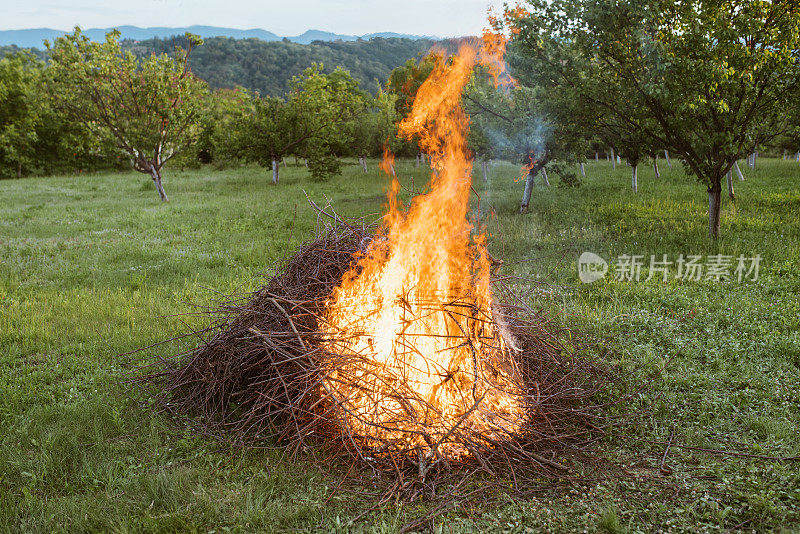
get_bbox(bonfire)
[149,38,614,490]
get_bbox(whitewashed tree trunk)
[664,150,672,169]
[617,156,622,164]
[606,151,610,161]
[733,161,745,181]
[631,164,638,193]
[360,156,368,173]
[272,159,279,184]
[282,157,287,167]
[481,160,488,182]
[611,148,616,169]
[783,150,787,160]
[150,166,169,201]
[727,170,735,201]
[579,162,586,177]
[653,157,660,178]
[796,152,800,162]
[520,169,536,213]
[595,152,599,161]
[542,166,550,186]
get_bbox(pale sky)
[0,0,505,37]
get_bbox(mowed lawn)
[1,158,798,532]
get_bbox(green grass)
[1,158,798,532]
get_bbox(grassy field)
[1,157,798,533]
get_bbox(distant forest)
[1,36,458,96]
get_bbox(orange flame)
[481,29,517,89]
[321,43,523,455]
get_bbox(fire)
[321,42,523,458]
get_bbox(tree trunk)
[611,148,616,169]
[595,152,599,162]
[17,162,22,179]
[631,164,638,193]
[481,160,488,182]
[520,169,536,213]
[150,166,169,202]
[664,150,672,169]
[579,162,586,177]
[541,166,550,186]
[362,156,368,173]
[282,157,287,167]
[272,159,279,184]
[733,161,745,181]
[708,182,722,239]
[415,154,420,167]
[783,150,787,160]
[727,170,735,201]
[653,157,660,178]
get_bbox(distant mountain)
[0,26,432,49]
[120,35,451,96]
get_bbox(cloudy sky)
[1,0,505,37]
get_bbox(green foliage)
[188,87,253,168]
[0,50,113,179]
[349,91,399,159]
[0,52,42,178]
[289,64,370,159]
[306,152,341,181]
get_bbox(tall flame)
[322,42,523,456]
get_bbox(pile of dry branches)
[144,220,622,498]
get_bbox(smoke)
[478,117,550,165]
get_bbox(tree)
[230,95,298,184]
[349,91,399,172]
[46,28,208,201]
[507,0,800,238]
[290,65,370,180]
[463,70,588,212]
[231,65,369,183]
